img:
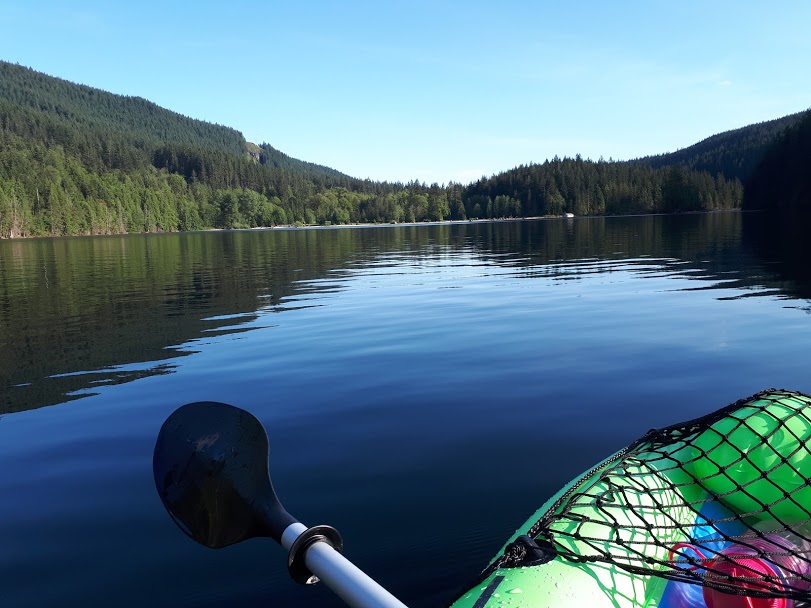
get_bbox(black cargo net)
[485,389,811,604]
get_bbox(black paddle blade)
[153,401,296,548]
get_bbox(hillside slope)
[636,110,808,182]
[0,61,246,157]
[258,143,351,180]
[464,156,742,218]
[0,60,348,182]
[744,112,811,210]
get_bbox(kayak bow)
[451,389,811,608]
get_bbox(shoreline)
[0,209,755,241]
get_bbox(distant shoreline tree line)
[0,129,744,239]
[2,60,802,240]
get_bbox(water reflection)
[741,210,811,302]
[0,212,807,414]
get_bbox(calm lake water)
[2,212,811,607]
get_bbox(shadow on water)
[0,212,807,414]
[741,209,811,306]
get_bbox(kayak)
[449,389,811,608]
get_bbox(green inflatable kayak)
[450,389,811,608]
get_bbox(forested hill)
[464,156,743,218]
[0,60,348,181]
[257,142,351,180]
[0,61,395,238]
[0,61,246,158]
[0,61,350,179]
[636,110,808,182]
[744,111,811,211]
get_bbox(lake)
[2,212,811,607]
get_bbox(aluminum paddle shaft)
[282,523,408,608]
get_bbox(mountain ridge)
[0,60,349,181]
[634,110,808,182]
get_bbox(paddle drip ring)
[287,525,345,584]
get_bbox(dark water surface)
[2,213,811,607]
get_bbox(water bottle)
[702,531,811,608]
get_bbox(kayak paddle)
[153,401,407,608]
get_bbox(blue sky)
[1,1,809,184]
